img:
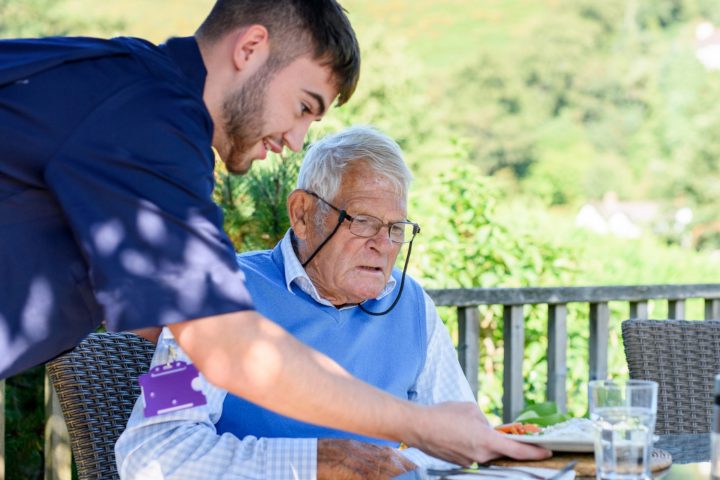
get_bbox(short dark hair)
[196,0,360,106]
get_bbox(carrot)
[494,422,542,435]
[523,423,542,433]
[495,422,522,434]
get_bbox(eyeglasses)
[305,190,420,244]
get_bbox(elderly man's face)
[304,165,406,306]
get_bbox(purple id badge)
[139,360,207,417]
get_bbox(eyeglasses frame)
[303,190,420,244]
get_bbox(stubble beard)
[221,66,272,174]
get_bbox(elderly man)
[116,126,548,479]
[116,127,547,479]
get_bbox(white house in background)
[576,192,661,239]
[696,21,720,70]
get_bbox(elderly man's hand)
[406,402,552,467]
[317,439,416,480]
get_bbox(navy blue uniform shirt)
[0,36,254,379]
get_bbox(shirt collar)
[279,230,397,308]
[159,36,207,96]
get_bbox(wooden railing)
[2,283,720,479]
[427,283,720,422]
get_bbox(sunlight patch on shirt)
[91,219,125,256]
[137,207,168,245]
[21,277,53,341]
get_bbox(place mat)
[489,448,672,477]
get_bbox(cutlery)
[546,461,577,480]
[427,466,535,478]
[426,460,577,480]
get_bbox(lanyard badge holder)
[139,343,207,418]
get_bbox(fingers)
[486,431,552,460]
[409,402,552,466]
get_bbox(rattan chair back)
[622,319,720,434]
[46,332,154,480]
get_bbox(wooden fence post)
[457,306,480,400]
[503,305,525,423]
[705,298,720,320]
[44,372,71,480]
[667,299,685,319]
[547,304,568,413]
[589,302,609,382]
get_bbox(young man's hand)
[406,402,552,466]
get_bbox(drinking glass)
[589,379,658,480]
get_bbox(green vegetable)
[528,412,570,426]
[519,401,559,417]
[515,410,540,422]
[515,402,569,426]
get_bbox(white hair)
[296,125,412,203]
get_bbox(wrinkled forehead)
[333,169,407,217]
[339,161,406,194]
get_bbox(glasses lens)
[349,215,382,238]
[389,223,415,243]
[349,216,417,244]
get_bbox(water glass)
[589,379,658,480]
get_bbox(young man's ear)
[231,24,270,72]
[288,190,312,240]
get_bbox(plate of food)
[500,419,596,452]
[495,402,596,453]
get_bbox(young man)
[0,0,549,465]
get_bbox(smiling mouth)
[263,138,283,154]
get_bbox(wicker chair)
[46,332,155,480]
[622,319,720,434]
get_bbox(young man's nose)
[283,119,313,152]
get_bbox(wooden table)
[393,433,711,479]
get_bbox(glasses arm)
[303,190,354,219]
[300,209,348,268]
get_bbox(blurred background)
[3,0,720,477]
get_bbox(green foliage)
[321,28,449,179]
[0,0,121,38]
[410,161,577,290]
[215,153,300,252]
[438,0,720,226]
[409,161,579,419]
[5,366,45,480]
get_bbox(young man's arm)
[170,310,552,466]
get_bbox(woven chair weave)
[46,332,154,480]
[622,319,720,434]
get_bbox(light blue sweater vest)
[214,243,428,446]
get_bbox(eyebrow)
[352,211,409,224]
[303,90,327,116]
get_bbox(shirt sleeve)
[44,79,253,331]
[400,291,476,470]
[115,329,317,480]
